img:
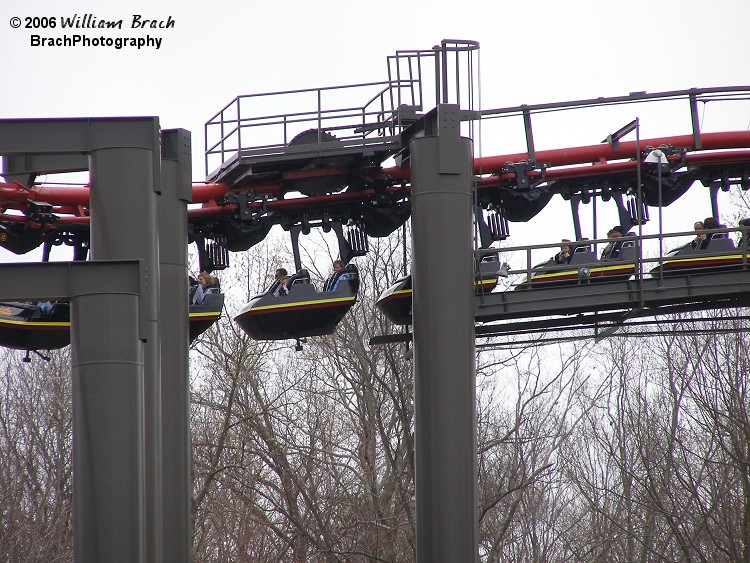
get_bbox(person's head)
[740,218,750,228]
[279,275,289,286]
[198,271,214,286]
[275,268,288,280]
[332,260,344,272]
[607,226,625,238]
[704,216,718,230]
[694,221,704,231]
[560,239,571,254]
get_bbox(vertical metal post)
[440,44,449,104]
[570,196,582,241]
[433,45,442,105]
[636,118,648,299]
[689,90,702,150]
[410,104,478,563]
[658,154,664,286]
[290,226,303,272]
[72,288,145,562]
[710,183,721,220]
[86,140,160,561]
[593,194,598,251]
[522,106,536,163]
[159,130,193,562]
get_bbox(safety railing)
[479,225,750,293]
[478,86,750,163]
[204,79,421,177]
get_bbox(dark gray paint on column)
[159,129,193,561]
[410,105,478,562]
[89,141,161,563]
[0,117,165,562]
[72,289,145,562]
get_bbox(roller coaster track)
[0,130,749,238]
[2,77,750,261]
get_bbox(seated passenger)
[324,259,351,292]
[554,239,573,264]
[700,216,722,249]
[688,220,705,249]
[189,276,204,305]
[600,226,625,260]
[274,276,290,296]
[198,271,221,294]
[36,300,54,314]
[271,268,290,296]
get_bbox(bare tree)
[190,234,416,561]
[0,348,73,562]
[477,341,604,562]
[562,316,750,563]
[5,229,750,563]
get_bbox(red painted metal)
[0,131,748,227]
[476,150,750,188]
[473,131,750,173]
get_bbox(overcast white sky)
[1,0,749,264]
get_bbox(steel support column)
[88,141,161,562]
[72,286,145,562]
[158,129,193,561]
[410,105,478,562]
[0,117,166,562]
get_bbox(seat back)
[618,245,636,261]
[343,264,360,294]
[289,269,311,285]
[201,292,224,308]
[570,251,596,265]
[705,237,736,252]
[324,264,360,293]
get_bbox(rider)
[325,260,351,291]
[272,268,290,296]
[554,239,573,264]
[600,226,625,260]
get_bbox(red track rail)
[1,130,749,228]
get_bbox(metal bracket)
[501,161,547,190]
[594,307,644,342]
[475,205,508,246]
[26,199,58,225]
[641,144,685,171]
[224,191,256,222]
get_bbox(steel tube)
[158,130,193,562]
[89,143,160,562]
[72,290,144,562]
[410,105,477,563]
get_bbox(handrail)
[478,86,750,119]
[204,78,423,176]
[487,227,750,286]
